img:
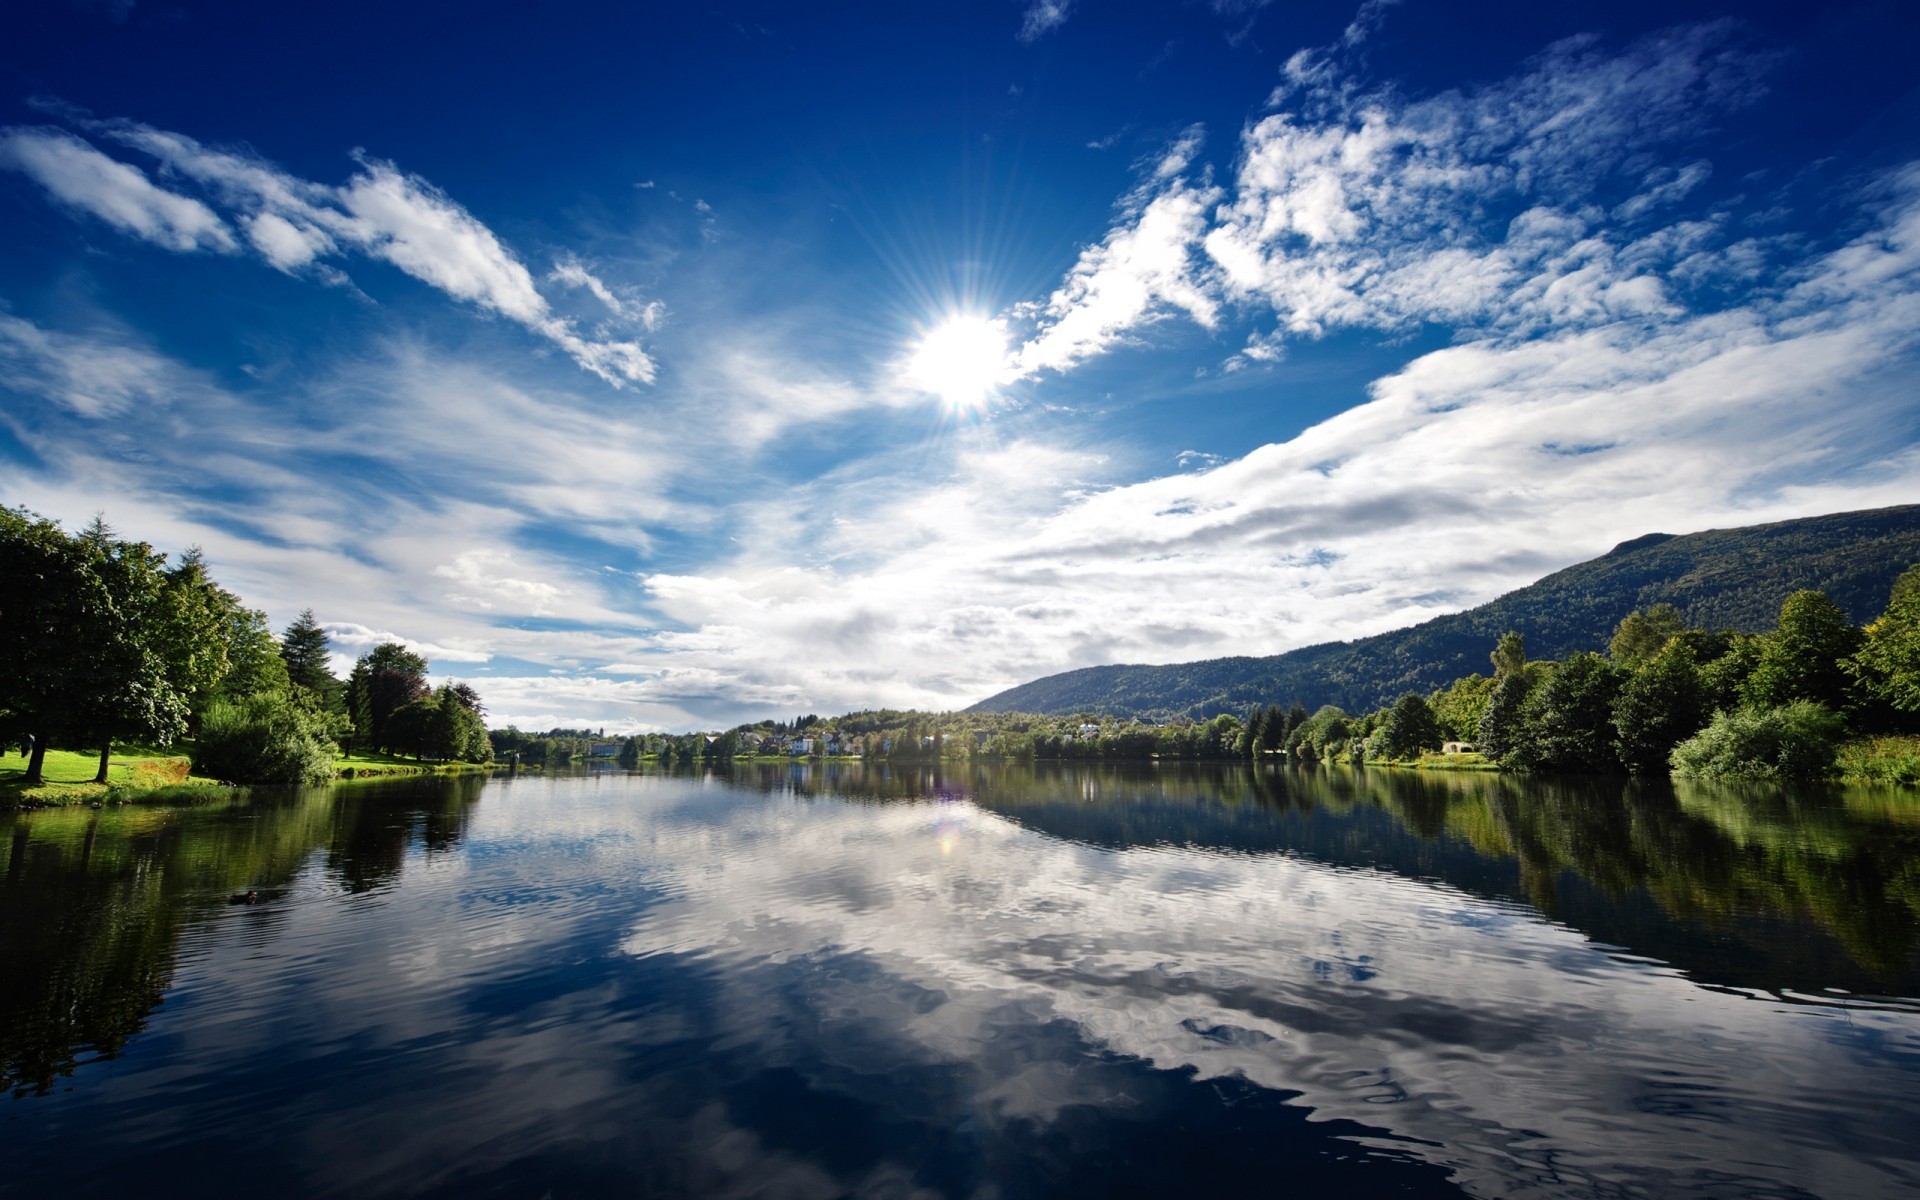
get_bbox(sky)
[2,0,1919,733]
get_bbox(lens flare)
[905,315,1010,409]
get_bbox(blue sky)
[3,0,1919,732]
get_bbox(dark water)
[3,765,1919,1199]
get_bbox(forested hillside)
[969,505,1920,719]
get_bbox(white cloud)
[1018,0,1071,42]
[0,127,235,252]
[1011,128,1222,377]
[1,120,660,386]
[1013,22,1771,369]
[573,176,1920,720]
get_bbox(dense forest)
[970,505,1920,720]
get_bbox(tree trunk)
[23,736,47,786]
[95,742,112,784]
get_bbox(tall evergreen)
[281,610,338,695]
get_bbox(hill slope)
[968,504,1920,719]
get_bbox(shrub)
[1668,701,1844,781]
[192,692,339,784]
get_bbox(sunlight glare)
[905,315,1011,409]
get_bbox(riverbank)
[1,745,495,807]
[0,746,231,808]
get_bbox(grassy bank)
[1836,735,1920,786]
[2,743,494,806]
[334,750,493,780]
[0,746,231,808]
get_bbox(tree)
[280,609,343,709]
[1612,639,1706,775]
[1475,670,1535,762]
[0,511,208,784]
[1742,590,1863,712]
[1370,693,1442,761]
[1849,563,1920,719]
[1430,674,1495,742]
[1507,653,1624,774]
[346,643,430,753]
[1609,604,1687,670]
[1491,631,1527,678]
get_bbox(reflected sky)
[3,767,1918,1198]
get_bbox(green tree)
[1430,674,1495,742]
[1507,653,1623,774]
[1697,631,1760,714]
[1609,603,1687,669]
[1742,590,1863,712]
[1612,639,1706,775]
[1491,631,1527,678]
[346,642,430,752]
[280,609,343,710]
[1370,693,1442,761]
[1848,563,1920,719]
[1475,669,1535,762]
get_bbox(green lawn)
[0,744,222,806]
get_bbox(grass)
[333,749,492,780]
[1406,751,1501,772]
[0,744,229,807]
[1,741,495,805]
[1835,734,1920,786]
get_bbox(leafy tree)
[346,642,430,752]
[1491,631,1527,678]
[1287,705,1350,762]
[1612,639,1706,774]
[1609,603,1687,669]
[1475,670,1535,762]
[191,692,339,784]
[1507,653,1624,774]
[1742,590,1863,712]
[1697,632,1761,715]
[211,605,292,704]
[1669,701,1844,781]
[1370,693,1442,761]
[1848,563,1920,719]
[1430,673,1495,742]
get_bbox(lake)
[3,763,1918,1198]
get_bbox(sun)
[904,315,1011,409]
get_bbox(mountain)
[968,504,1920,719]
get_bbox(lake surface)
[3,763,1919,1198]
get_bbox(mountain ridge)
[967,504,1920,719]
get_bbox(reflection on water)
[1,765,1917,1198]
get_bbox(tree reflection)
[705,759,1920,997]
[0,776,484,1097]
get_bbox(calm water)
[3,764,1919,1198]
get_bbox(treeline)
[1,508,490,786]
[617,709,1257,766]
[487,727,606,767]
[1257,566,1920,781]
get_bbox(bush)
[1669,701,1844,781]
[192,692,339,784]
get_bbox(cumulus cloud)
[0,127,235,252]
[1010,22,1770,372]
[0,120,658,386]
